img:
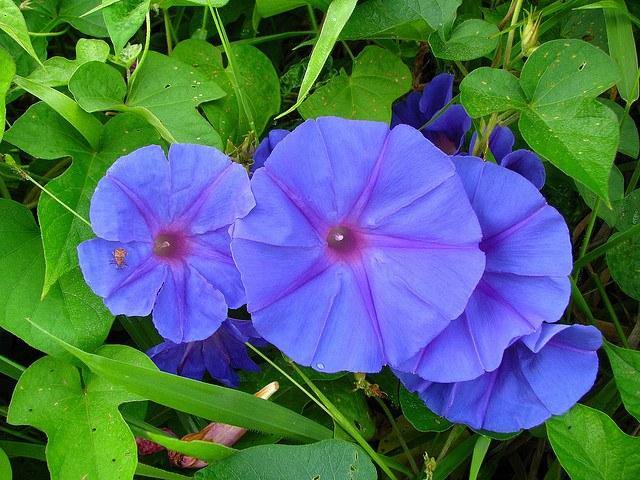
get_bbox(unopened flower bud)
[521,10,542,57]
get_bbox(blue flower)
[253,129,290,171]
[470,125,546,189]
[397,323,601,433]
[392,73,471,155]
[231,116,485,373]
[147,318,264,387]
[396,156,572,382]
[77,144,254,343]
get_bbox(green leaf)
[69,61,127,111]
[12,76,104,149]
[575,165,624,227]
[127,51,225,146]
[600,98,639,158]
[30,324,334,443]
[603,0,638,104]
[194,440,377,479]
[461,40,620,202]
[604,341,640,422]
[399,387,452,432]
[469,436,491,480]
[172,40,280,144]
[0,447,11,480]
[318,377,375,440]
[607,188,640,300]
[26,39,110,88]
[0,198,113,357]
[4,102,163,296]
[547,404,640,480]
[255,0,330,18]
[279,0,357,118]
[0,46,14,143]
[429,19,498,61]
[460,67,528,116]
[341,0,434,40]
[299,45,411,122]
[8,346,154,480]
[0,0,42,65]
[59,0,109,37]
[103,0,150,54]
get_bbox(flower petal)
[253,129,289,171]
[423,104,471,155]
[252,263,385,373]
[90,145,170,242]
[499,149,546,189]
[168,144,254,234]
[77,238,166,317]
[265,117,390,226]
[418,73,453,120]
[187,229,246,308]
[153,264,228,343]
[399,324,601,433]
[147,341,206,380]
[391,91,423,129]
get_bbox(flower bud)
[521,10,542,57]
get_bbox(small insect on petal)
[111,247,127,269]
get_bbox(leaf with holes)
[171,40,280,145]
[127,51,226,146]
[4,102,163,296]
[8,346,154,480]
[0,198,113,357]
[299,45,411,122]
[194,439,377,479]
[461,40,620,202]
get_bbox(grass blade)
[603,0,638,104]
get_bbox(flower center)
[153,231,186,259]
[326,226,358,254]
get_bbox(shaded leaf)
[103,0,150,53]
[607,189,640,300]
[0,45,14,142]
[399,387,452,432]
[575,165,624,227]
[429,19,498,60]
[194,440,376,479]
[604,341,640,422]
[0,199,113,357]
[299,45,411,122]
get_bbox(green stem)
[573,222,640,271]
[128,13,151,96]
[231,31,315,46]
[289,363,400,480]
[209,4,257,138]
[0,354,25,381]
[579,199,600,260]
[163,8,173,54]
[570,277,597,325]
[591,272,629,347]
[437,424,466,462]
[307,5,319,32]
[374,396,419,475]
[503,0,524,70]
[28,27,69,37]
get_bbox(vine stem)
[503,0,524,70]
[373,396,419,475]
[208,3,257,139]
[163,8,174,54]
[128,13,151,95]
[573,222,640,271]
[590,271,629,348]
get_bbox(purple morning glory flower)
[231,116,486,373]
[470,125,546,189]
[397,156,571,382]
[253,129,290,171]
[147,318,263,387]
[77,144,254,343]
[397,323,602,433]
[392,73,471,155]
